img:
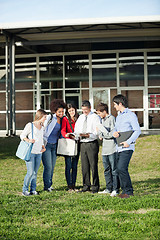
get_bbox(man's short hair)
[112,94,128,108]
[96,102,108,113]
[82,100,91,108]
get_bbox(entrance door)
[92,88,110,113]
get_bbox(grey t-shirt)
[98,115,116,156]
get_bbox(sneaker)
[31,191,38,195]
[98,189,111,194]
[68,188,75,193]
[22,191,30,196]
[47,186,54,192]
[110,190,118,197]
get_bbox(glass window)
[92,54,116,87]
[39,56,63,110]
[119,53,144,87]
[148,88,160,129]
[147,52,160,86]
[110,89,118,117]
[148,112,160,129]
[0,60,5,91]
[40,90,63,110]
[0,113,6,130]
[65,55,89,89]
[15,57,36,90]
[93,89,110,110]
[40,56,63,89]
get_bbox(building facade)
[0,16,160,135]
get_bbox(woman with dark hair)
[61,103,79,191]
[42,99,66,192]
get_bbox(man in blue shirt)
[113,94,141,198]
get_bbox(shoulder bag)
[16,123,34,161]
[57,117,78,156]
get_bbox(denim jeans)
[102,152,119,193]
[42,143,57,190]
[23,153,42,192]
[117,150,133,195]
[65,154,79,187]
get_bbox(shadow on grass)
[133,178,160,196]
[0,153,17,160]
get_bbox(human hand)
[29,139,35,143]
[41,145,46,153]
[80,133,90,138]
[120,141,130,148]
[41,148,46,153]
[69,135,75,139]
[113,131,120,138]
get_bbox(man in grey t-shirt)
[96,103,119,197]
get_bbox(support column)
[5,37,9,136]
[89,53,93,108]
[36,56,41,110]
[9,36,16,136]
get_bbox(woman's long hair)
[66,104,79,122]
[34,109,47,121]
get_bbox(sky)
[0,0,160,23]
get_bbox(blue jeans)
[23,153,42,192]
[102,152,119,193]
[42,143,57,190]
[65,154,79,187]
[117,150,133,195]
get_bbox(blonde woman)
[20,109,47,196]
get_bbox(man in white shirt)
[74,100,101,193]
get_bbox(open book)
[66,132,91,140]
[65,133,79,140]
[66,132,76,137]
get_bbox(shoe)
[22,191,30,196]
[91,191,98,194]
[98,189,111,194]
[118,193,133,198]
[110,190,118,197]
[78,188,90,193]
[68,188,75,193]
[30,191,39,195]
[47,187,54,192]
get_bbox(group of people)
[20,94,141,199]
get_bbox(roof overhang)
[0,15,160,53]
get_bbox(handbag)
[16,123,34,161]
[57,138,78,156]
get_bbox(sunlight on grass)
[0,135,160,239]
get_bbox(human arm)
[119,113,141,147]
[20,123,35,143]
[61,117,68,138]
[41,145,46,153]
[97,116,115,139]
[88,114,101,140]
[125,114,141,145]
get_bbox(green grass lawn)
[0,135,160,240]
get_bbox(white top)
[20,122,44,154]
[74,111,100,142]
